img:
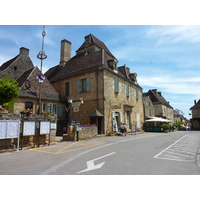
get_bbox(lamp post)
[37,25,47,114]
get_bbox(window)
[126,82,130,97]
[77,77,90,93]
[114,77,119,93]
[65,82,70,96]
[47,103,57,114]
[25,102,33,109]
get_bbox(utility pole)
[37,25,47,114]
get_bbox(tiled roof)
[190,100,200,109]
[45,34,141,89]
[146,89,173,108]
[46,49,107,82]
[76,34,115,58]
[20,67,59,101]
[0,55,19,71]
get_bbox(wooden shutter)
[86,77,90,92]
[136,87,139,100]
[58,104,63,118]
[77,79,81,93]
[114,77,119,93]
[126,83,130,97]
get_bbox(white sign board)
[40,121,50,135]
[51,123,57,130]
[23,121,36,136]
[7,121,20,138]
[131,125,136,132]
[0,121,7,139]
[0,121,20,139]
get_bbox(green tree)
[0,76,19,106]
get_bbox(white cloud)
[146,25,200,45]
[138,75,200,96]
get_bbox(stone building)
[143,89,173,121]
[190,99,200,130]
[45,34,144,134]
[0,47,62,117]
[173,109,185,123]
[142,94,155,120]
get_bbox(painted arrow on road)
[77,152,116,174]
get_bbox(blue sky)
[0,25,200,119]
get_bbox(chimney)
[152,89,157,93]
[20,47,29,56]
[158,92,162,96]
[59,39,71,67]
[194,100,197,105]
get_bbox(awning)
[145,118,172,123]
[90,109,104,117]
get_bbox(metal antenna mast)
[37,25,47,114]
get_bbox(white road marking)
[154,134,189,159]
[77,152,116,174]
[153,134,199,162]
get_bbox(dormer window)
[84,35,91,45]
[129,73,137,83]
[108,59,118,70]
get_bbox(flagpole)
[37,25,47,114]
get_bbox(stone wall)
[192,109,200,118]
[0,113,57,152]
[63,125,98,141]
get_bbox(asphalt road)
[0,131,200,175]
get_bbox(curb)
[196,148,200,171]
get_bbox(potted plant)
[107,131,115,136]
[23,108,33,115]
[0,105,8,114]
[163,124,170,133]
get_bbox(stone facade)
[46,34,144,135]
[143,95,155,120]
[143,89,173,121]
[0,47,34,80]
[103,69,144,132]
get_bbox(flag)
[36,75,45,83]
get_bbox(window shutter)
[136,87,139,100]
[58,104,63,118]
[126,83,130,97]
[77,79,81,93]
[86,77,90,92]
[114,77,119,93]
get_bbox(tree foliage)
[0,76,19,105]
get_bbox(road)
[0,131,200,175]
